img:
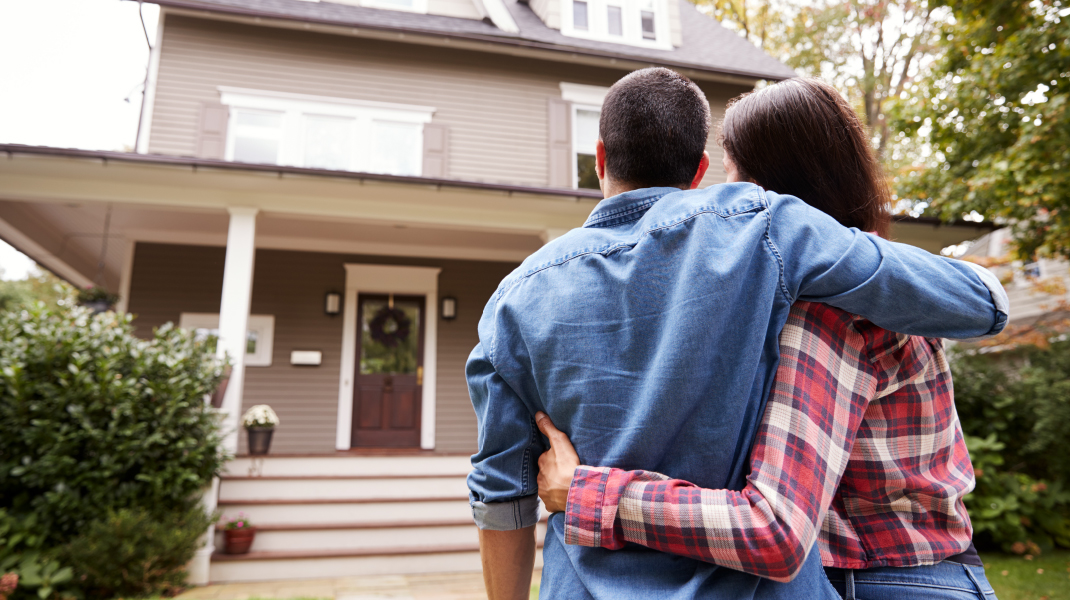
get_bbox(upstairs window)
[560,0,670,48]
[219,87,435,177]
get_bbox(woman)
[535,78,998,600]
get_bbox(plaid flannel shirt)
[564,301,975,582]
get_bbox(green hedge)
[952,339,1070,553]
[0,304,227,599]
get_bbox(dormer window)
[560,0,671,49]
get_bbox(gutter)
[135,0,794,83]
[0,144,604,201]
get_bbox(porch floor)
[176,570,541,600]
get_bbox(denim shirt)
[466,184,1007,599]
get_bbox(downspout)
[133,1,153,151]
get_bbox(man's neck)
[601,179,685,199]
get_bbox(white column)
[189,206,257,586]
[217,206,259,453]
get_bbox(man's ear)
[689,151,710,190]
[596,139,607,181]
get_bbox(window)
[179,313,276,367]
[560,0,669,48]
[607,5,623,36]
[219,88,435,177]
[573,105,601,190]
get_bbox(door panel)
[352,295,424,448]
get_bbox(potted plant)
[76,287,119,313]
[242,404,280,455]
[222,513,256,555]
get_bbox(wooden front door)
[351,294,425,448]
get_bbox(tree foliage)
[893,0,1070,258]
[0,269,74,314]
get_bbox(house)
[0,0,996,585]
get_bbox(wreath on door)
[369,305,412,348]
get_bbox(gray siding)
[127,242,516,454]
[149,15,746,187]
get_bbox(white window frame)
[571,103,602,190]
[218,87,435,176]
[179,313,276,367]
[559,0,672,49]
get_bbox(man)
[466,68,1006,600]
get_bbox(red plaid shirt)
[564,302,975,582]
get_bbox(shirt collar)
[583,187,683,228]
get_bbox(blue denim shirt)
[467,184,1007,599]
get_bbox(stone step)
[213,521,547,553]
[216,498,473,525]
[224,455,472,478]
[209,546,545,583]
[217,475,469,502]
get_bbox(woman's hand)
[535,411,581,513]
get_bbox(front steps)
[209,455,545,583]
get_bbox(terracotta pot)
[246,427,274,455]
[224,527,256,555]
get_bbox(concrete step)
[216,498,473,525]
[213,521,547,553]
[224,455,472,478]
[217,475,469,502]
[209,546,545,583]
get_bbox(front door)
[351,294,425,448]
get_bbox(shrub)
[952,339,1070,552]
[0,304,227,599]
[61,507,213,599]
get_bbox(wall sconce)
[324,292,341,316]
[441,296,457,320]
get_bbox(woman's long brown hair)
[719,78,892,238]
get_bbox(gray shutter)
[422,123,449,178]
[547,98,572,188]
[196,102,229,159]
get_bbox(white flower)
[242,404,280,428]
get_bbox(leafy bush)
[952,339,1070,553]
[61,508,213,599]
[0,304,227,599]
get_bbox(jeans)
[825,562,998,599]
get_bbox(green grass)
[981,551,1070,600]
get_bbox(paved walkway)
[177,572,540,600]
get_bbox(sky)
[0,0,159,280]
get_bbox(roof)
[145,0,797,80]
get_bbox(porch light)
[441,296,457,320]
[324,292,342,316]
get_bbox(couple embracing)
[467,68,1004,600]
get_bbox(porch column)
[216,206,259,454]
[189,206,258,586]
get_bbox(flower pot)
[246,427,274,455]
[224,527,256,555]
[80,300,114,314]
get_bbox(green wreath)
[369,305,411,348]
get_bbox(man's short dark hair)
[600,68,711,188]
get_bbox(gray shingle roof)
[148,0,796,80]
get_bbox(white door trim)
[336,264,442,451]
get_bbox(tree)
[0,268,75,313]
[697,0,947,159]
[893,0,1070,259]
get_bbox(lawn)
[981,551,1070,600]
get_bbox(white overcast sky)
[0,0,159,279]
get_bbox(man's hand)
[535,411,581,513]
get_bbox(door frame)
[335,264,441,450]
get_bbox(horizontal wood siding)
[127,242,516,454]
[150,15,745,187]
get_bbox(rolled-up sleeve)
[466,340,543,530]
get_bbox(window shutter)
[196,102,229,160]
[422,123,449,178]
[547,97,572,188]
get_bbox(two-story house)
[0,0,996,585]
